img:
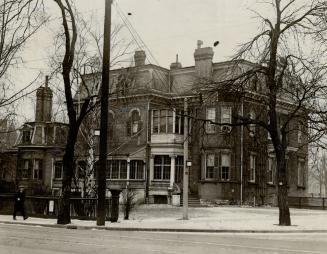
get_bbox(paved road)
[1,224,327,254]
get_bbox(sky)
[11,0,268,122]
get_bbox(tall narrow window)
[153,110,159,134]
[175,156,184,183]
[111,160,119,179]
[267,157,275,184]
[206,108,216,134]
[22,130,31,144]
[54,161,63,179]
[205,154,215,179]
[131,110,140,134]
[175,110,184,134]
[160,110,167,133]
[221,106,232,133]
[154,155,171,180]
[298,160,305,187]
[22,159,31,178]
[221,106,231,124]
[221,153,230,181]
[130,160,144,179]
[33,159,43,180]
[249,154,256,182]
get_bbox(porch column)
[127,158,130,186]
[170,155,176,188]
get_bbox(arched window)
[127,109,141,136]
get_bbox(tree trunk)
[277,183,291,225]
[276,150,291,226]
[57,125,78,225]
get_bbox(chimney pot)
[134,50,146,66]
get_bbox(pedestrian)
[13,186,28,220]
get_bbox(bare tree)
[52,0,98,225]
[309,147,327,196]
[201,0,327,225]
[0,0,46,142]
[51,0,135,224]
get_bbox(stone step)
[180,195,201,207]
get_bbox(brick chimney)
[134,50,146,66]
[170,54,182,70]
[35,76,53,122]
[194,40,214,78]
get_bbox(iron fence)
[288,196,326,210]
[0,194,111,219]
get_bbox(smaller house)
[15,77,68,195]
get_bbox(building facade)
[73,42,308,205]
[14,77,68,195]
[13,43,308,205]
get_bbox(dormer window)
[22,130,31,144]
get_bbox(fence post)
[299,197,301,209]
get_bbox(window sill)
[267,182,275,186]
[200,179,233,183]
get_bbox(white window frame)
[152,109,174,134]
[54,161,63,179]
[33,159,42,180]
[267,156,275,184]
[206,107,216,134]
[107,160,128,179]
[220,106,232,132]
[205,153,215,179]
[297,159,305,187]
[221,153,231,181]
[129,160,144,180]
[153,155,171,180]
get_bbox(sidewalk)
[1,205,327,233]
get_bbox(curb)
[1,220,327,233]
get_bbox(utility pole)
[97,0,112,226]
[183,98,189,220]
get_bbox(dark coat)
[14,190,25,205]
